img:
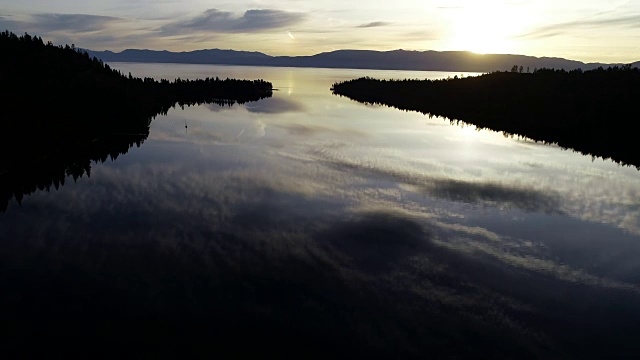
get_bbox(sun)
[449,24,511,54]
[446,4,524,54]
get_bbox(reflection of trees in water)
[332,66,640,168]
[0,133,148,212]
[0,31,272,211]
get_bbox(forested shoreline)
[0,31,273,211]
[0,31,272,134]
[332,67,640,167]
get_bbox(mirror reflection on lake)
[2,64,640,358]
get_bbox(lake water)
[2,64,640,357]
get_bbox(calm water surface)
[2,64,640,357]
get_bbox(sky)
[0,0,639,63]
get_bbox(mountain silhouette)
[87,48,638,72]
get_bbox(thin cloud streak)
[521,13,640,38]
[356,21,391,28]
[31,13,125,33]
[0,13,126,34]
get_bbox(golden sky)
[1,0,638,63]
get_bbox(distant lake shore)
[86,47,640,73]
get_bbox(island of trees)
[0,31,273,211]
[332,66,640,167]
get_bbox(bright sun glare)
[447,3,524,54]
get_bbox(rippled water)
[2,64,640,357]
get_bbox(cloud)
[31,13,125,33]
[311,148,563,214]
[400,30,441,41]
[0,8,307,51]
[356,21,391,28]
[0,13,125,34]
[245,97,306,114]
[0,15,21,32]
[318,211,429,273]
[274,123,369,139]
[521,13,640,38]
[423,179,562,214]
[433,238,640,293]
[203,97,305,115]
[161,9,306,35]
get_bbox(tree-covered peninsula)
[0,31,273,211]
[332,67,640,167]
[1,31,272,135]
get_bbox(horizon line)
[86,46,640,66]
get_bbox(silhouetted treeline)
[332,66,640,167]
[0,30,272,133]
[0,134,148,212]
[0,30,272,211]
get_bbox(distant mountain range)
[87,48,640,73]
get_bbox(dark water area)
[2,64,640,358]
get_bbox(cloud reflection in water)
[3,64,640,357]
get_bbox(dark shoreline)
[331,67,640,168]
[0,31,273,211]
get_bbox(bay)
[2,63,639,357]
